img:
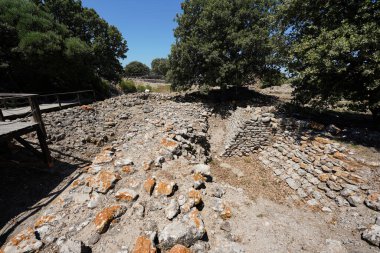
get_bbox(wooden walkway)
[0,121,37,137]
[2,102,77,119]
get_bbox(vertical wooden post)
[29,95,47,137]
[56,95,62,109]
[0,108,4,121]
[77,93,81,105]
[36,126,53,168]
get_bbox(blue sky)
[82,0,182,67]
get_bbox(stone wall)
[222,106,278,156]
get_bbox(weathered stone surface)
[193,172,206,189]
[362,224,380,247]
[192,164,211,177]
[2,228,43,253]
[144,178,156,195]
[364,193,380,211]
[165,199,180,220]
[115,188,139,202]
[94,205,127,233]
[286,178,300,190]
[188,189,202,205]
[168,244,191,253]
[159,209,205,249]
[58,239,87,253]
[132,236,156,253]
[155,182,176,196]
[320,239,347,253]
[93,150,114,165]
[87,171,121,193]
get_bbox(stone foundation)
[222,106,278,156]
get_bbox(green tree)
[124,61,150,77]
[151,58,169,77]
[169,0,279,90]
[0,0,127,93]
[280,0,380,123]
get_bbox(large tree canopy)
[280,0,380,121]
[169,0,279,90]
[151,58,169,78]
[0,0,127,93]
[124,61,150,77]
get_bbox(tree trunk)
[370,108,380,130]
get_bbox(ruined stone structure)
[222,106,278,156]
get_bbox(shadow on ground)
[0,143,90,246]
[171,87,380,149]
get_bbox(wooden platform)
[0,121,38,137]
[2,102,77,119]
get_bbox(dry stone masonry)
[222,106,277,156]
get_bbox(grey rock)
[192,164,211,177]
[87,233,101,246]
[347,195,362,207]
[191,241,211,253]
[159,210,205,249]
[362,224,380,247]
[327,181,343,191]
[335,196,349,207]
[220,221,232,232]
[165,199,179,220]
[286,178,300,190]
[320,239,347,253]
[59,239,87,253]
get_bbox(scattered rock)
[168,244,191,253]
[115,189,139,202]
[94,205,127,234]
[165,199,180,220]
[362,224,380,247]
[132,236,156,253]
[364,193,380,211]
[2,228,43,253]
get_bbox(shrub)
[120,79,137,93]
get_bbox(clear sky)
[82,0,182,68]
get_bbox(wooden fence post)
[29,96,47,137]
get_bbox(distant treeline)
[0,0,127,95]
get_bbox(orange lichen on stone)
[335,171,366,184]
[220,205,232,220]
[144,178,156,195]
[132,236,156,253]
[121,165,133,174]
[34,215,56,228]
[81,105,95,111]
[94,205,126,234]
[318,174,330,182]
[10,228,33,246]
[93,150,114,165]
[168,244,191,253]
[193,172,205,182]
[142,161,154,171]
[87,171,121,193]
[71,179,82,188]
[156,182,174,196]
[160,138,178,149]
[332,152,347,161]
[190,209,201,229]
[115,189,138,202]
[314,137,331,144]
[188,189,202,205]
[292,156,300,163]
